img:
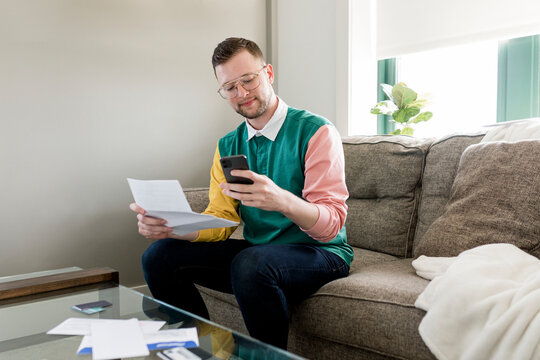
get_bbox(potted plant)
[371,82,432,135]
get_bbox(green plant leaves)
[412,111,433,123]
[392,106,420,123]
[370,100,398,115]
[401,127,414,136]
[374,83,432,136]
[392,82,417,108]
[408,98,428,109]
[389,127,413,136]
[391,127,413,136]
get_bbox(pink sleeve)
[301,124,349,242]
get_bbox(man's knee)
[141,238,176,274]
[230,246,276,286]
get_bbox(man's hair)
[212,37,265,70]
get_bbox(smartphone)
[220,155,254,185]
[72,300,112,314]
[73,300,112,310]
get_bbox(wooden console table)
[0,267,119,301]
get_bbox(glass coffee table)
[0,269,304,359]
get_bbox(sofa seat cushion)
[197,247,397,309]
[291,259,433,360]
[350,247,398,272]
[197,285,237,308]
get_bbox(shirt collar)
[245,98,288,141]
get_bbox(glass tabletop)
[0,283,304,360]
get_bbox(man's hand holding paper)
[128,178,238,241]
[130,202,177,240]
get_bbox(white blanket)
[412,243,540,360]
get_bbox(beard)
[235,95,270,119]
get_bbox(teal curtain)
[377,58,397,134]
[497,35,540,122]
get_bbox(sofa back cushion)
[414,140,540,258]
[413,133,485,251]
[343,136,433,257]
[184,187,210,213]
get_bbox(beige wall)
[0,0,266,286]
[275,0,338,127]
[272,0,377,137]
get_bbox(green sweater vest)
[218,107,353,266]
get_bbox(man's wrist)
[278,189,295,215]
[279,190,319,230]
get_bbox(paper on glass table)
[91,318,149,360]
[127,178,238,236]
[77,327,199,354]
[47,317,165,336]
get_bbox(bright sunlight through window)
[397,41,499,138]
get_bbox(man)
[130,37,353,350]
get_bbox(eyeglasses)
[217,66,267,99]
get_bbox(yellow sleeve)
[194,144,240,242]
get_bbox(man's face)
[215,50,274,120]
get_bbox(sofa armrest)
[184,187,244,240]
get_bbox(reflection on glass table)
[0,283,304,360]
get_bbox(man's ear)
[265,64,274,85]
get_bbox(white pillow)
[481,118,540,142]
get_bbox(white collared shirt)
[245,97,288,141]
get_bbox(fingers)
[137,213,167,226]
[230,169,257,180]
[129,202,146,215]
[220,170,263,194]
[137,218,173,239]
[137,214,172,233]
[131,205,172,239]
[220,183,253,195]
[220,184,264,208]
[138,227,171,240]
[220,172,286,212]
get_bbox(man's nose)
[236,83,249,97]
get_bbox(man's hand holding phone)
[219,169,287,212]
[218,154,318,230]
[220,169,319,231]
[219,155,288,213]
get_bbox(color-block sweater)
[195,103,353,266]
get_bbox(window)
[376,34,540,137]
[395,41,498,138]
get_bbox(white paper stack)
[91,319,149,360]
[47,318,199,360]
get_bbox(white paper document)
[91,318,149,360]
[47,317,165,336]
[127,178,238,235]
[77,327,200,354]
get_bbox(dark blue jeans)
[141,238,349,349]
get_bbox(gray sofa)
[183,132,489,360]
